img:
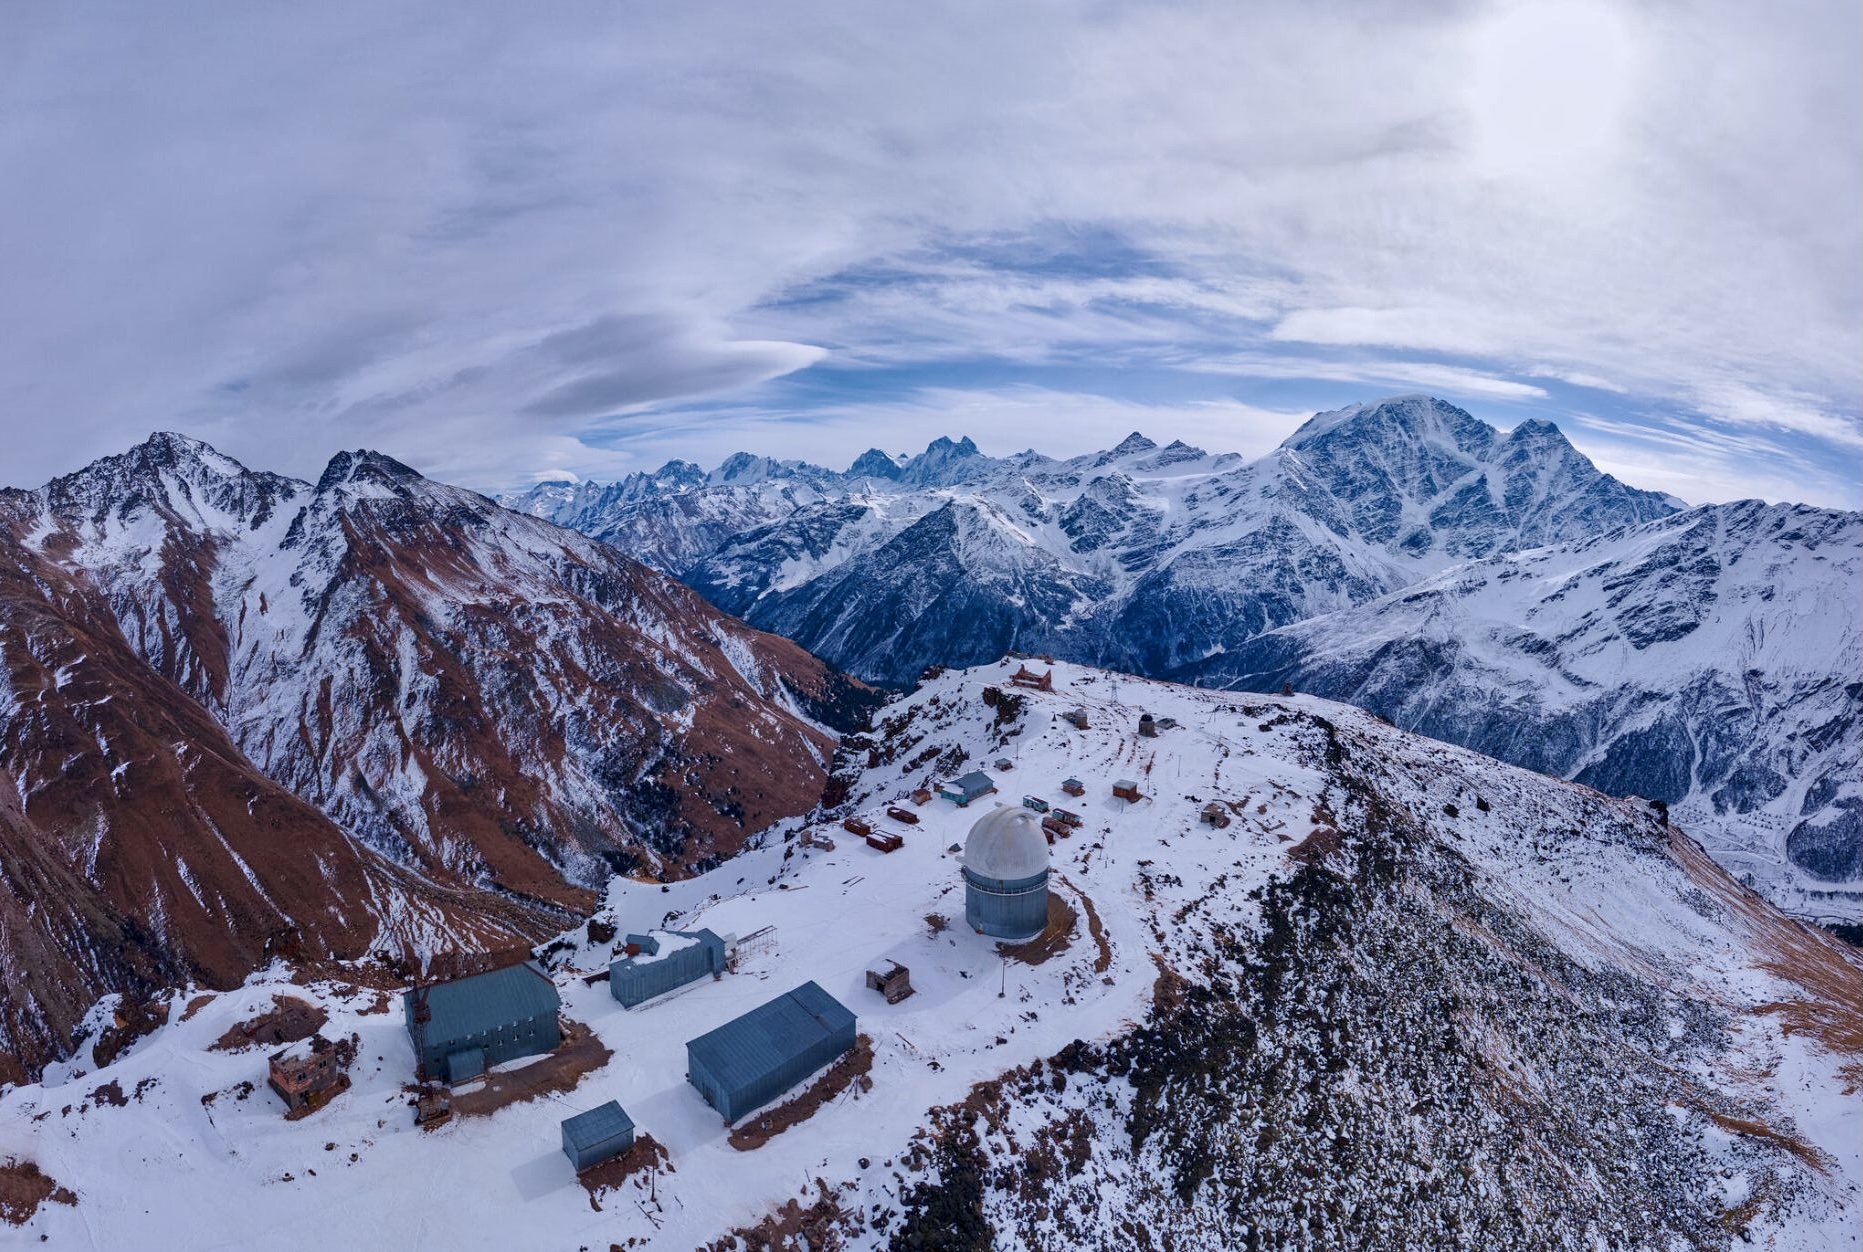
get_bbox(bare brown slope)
[249,457,865,888]
[0,528,556,1076]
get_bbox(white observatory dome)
[962,804,1050,882]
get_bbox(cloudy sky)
[2,1,1858,506]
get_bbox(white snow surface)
[0,660,1855,1249]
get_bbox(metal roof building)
[685,981,857,1123]
[961,805,1051,940]
[561,1100,636,1171]
[938,770,997,807]
[610,929,727,1008]
[404,962,562,1084]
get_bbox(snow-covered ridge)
[1,660,1854,1248]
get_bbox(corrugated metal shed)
[938,770,997,806]
[610,929,727,1008]
[686,981,856,1123]
[404,962,562,1082]
[561,1100,636,1171]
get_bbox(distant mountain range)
[506,396,1859,921]
[0,434,871,1074]
[508,396,1679,684]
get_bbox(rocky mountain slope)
[1188,500,1862,927]
[0,434,871,1075]
[507,396,1679,686]
[1,661,1854,1248]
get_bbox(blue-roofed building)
[404,962,562,1084]
[685,981,856,1123]
[937,770,997,807]
[610,929,728,1008]
[561,1101,636,1171]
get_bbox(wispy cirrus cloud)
[1185,353,1550,402]
[1561,411,1859,509]
[0,0,1854,506]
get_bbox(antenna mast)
[411,951,433,1082]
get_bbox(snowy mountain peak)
[1495,417,1588,468]
[846,447,905,480]
[1273,395,1675,560]
[707,452,839,488]
[315,448,425,496]
[1503,415,1570,444]
[133,429,226,464]
[711,451,780,484]
[651,457,706,483]
[897,434,991,487]
[29,428,299,531]
[1109,430,1157,456]
[61,429,258,490]
[1285,394,1497,459]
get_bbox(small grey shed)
[561,1100,636,1171]
[623,933,661,956]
